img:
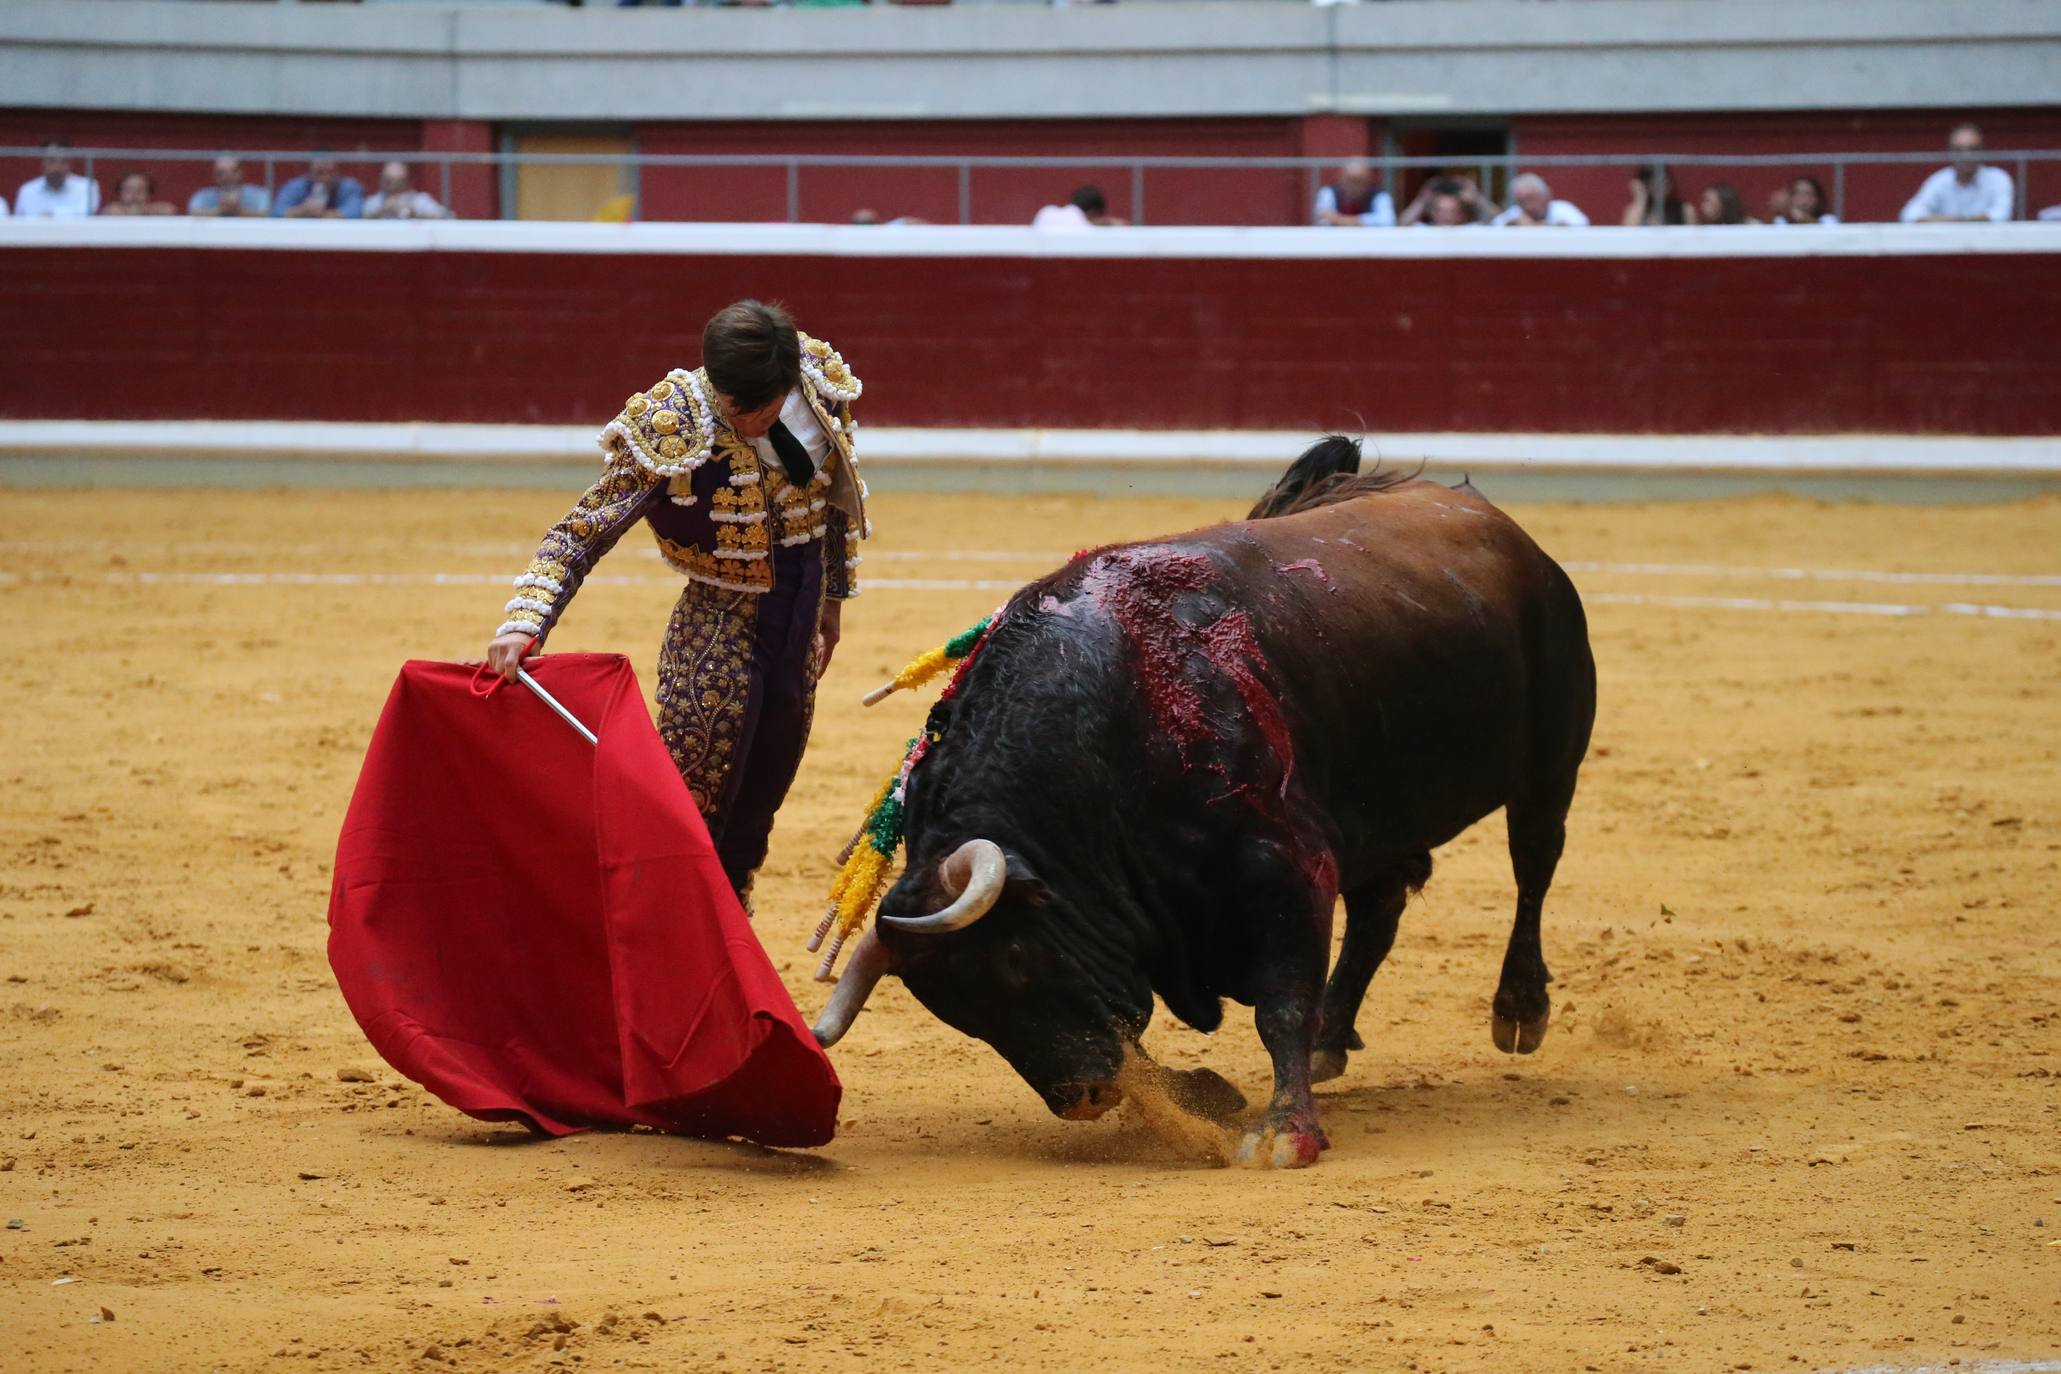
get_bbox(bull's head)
[812,838,1151,1120]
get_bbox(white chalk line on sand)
[5,567,2061,622]
[4,539,2058,588]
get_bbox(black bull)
[815,445,1597,1168]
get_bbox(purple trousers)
[655,542,824,896]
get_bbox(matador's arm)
[497,445,665,645]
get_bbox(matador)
[485,300,867,901]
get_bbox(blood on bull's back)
[1160,479,1596,892]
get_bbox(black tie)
[766,420,814,486]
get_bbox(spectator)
[274,154,364,220]
[365,162,453,220]
[1622,163,1691,225]
[1697,183,1753,225]
[101,171,176,217]
[1314,159,1395,227]
[1070,184,1126,227]
[1900,123,2014,223]
[1033,185,1125,229]
[13,140,101,218]
[189,157,270,217]
[1490,173,1588,227]
[851,208,928,226]
[1775,175,1838,225]
[0,192,8,217]
[1400,175,1495,227]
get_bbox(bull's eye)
[996,937,1038,991]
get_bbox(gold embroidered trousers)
[654,541,824,895]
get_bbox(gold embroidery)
[656,537,773,593]
[655,581,756,819]
[657,434,687,460]
[712,481,766,518]
[652,409,681,435]
[650,379,676,401]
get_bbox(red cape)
[327,655,840,1147]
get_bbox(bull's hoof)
[1166,1067,1247,1122]
[1491,1012,1551,1055]
[1309,1046,1349,1084]
[1235,1124,1326,1170]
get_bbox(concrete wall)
[3,0,2058,123]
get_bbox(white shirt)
[0,196,9,218]
[1491,199,1589,227]
[14,174,100,218]
[1313,186,1396,227]
[366,189,451,220]
[1032,203,1092,231]
[750,387,832,478]
[1900,165,2014,223]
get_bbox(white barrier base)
[3,420,2058,476]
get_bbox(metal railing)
[10,145,2058,224]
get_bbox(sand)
[3,485,2058,1372]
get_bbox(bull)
[813,438,1597,1168]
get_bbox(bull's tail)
[1247,435,1363,519]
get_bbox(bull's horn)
[812,928,890,1049]
[879,839,1007,934]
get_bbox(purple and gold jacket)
[498,335,867,644]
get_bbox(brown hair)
[702,300,800,412]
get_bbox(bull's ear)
[1001,852,1052,909]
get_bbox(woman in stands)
[1697,182,1754,225]
[1776,175,1839,225]
[101,171,175,216]
[1621,164,1692,225]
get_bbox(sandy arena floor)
[3,485,2058,1373]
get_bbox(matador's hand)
[485,632,536,682]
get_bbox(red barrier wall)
[6,239,2058,435]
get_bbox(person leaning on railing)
[101,171,175,217]
[1314,158,1396,227]
[189,157,270,217]
[1622,164,1691,225]
[1490,173,1588,227]
[13,139,100,218]
[1696,183,1754,226]
[1901,123,2014,224]
[1773,176,1838,226]
[1399,175,1497,227]
[274,154,364,220]
[365,162,453,220]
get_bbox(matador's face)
[718,393,785,439]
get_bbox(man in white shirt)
[13,141,101,219]
[365,162,454,220]
[1313,159,1396,227]
[1900,124,2015,224]
[1490,174,1589,228]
